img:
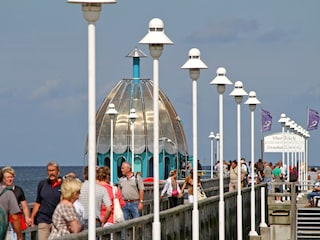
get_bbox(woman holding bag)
[161,169,181,208]
[2,166,30,240]
[97,166,125,226]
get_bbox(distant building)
[84,48,189,182]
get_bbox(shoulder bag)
[197,184,207,201]
[113,186,124,223]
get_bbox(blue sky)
[0,1,319,167]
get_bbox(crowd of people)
[0,161,145,239]
[1,159,320,239]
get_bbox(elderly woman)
[48,176,82,239]
[161,169,181,208]
[2,166,31,240]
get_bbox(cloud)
[256,28,292,43]
[29,79,60,100]
[186,18,260,44]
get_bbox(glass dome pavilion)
[85,48,189,182]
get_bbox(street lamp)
[215,133,220,168]
[106,103,118,184]
[230,80,247,240]
[139,18,173,240]
[278,113,287,180]
[129,108,138,172]
[244,91,261,236]
[285,117,292,170]
[67,1,116,239]
[209,131,215,179]
[210,67,232,240]
[181,47,208,240]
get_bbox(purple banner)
[262,109,272,132]
[307,108,319,131]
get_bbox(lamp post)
[209,132,215,179]
[285,117,292,171]
[67,1,116,239]
[139,18,173,240]
[230,81,247,240]
[181,48,208,240]
[215,133,220,168]
[129,108,138,172]
[244,91,261,236]
[278,113,287,180]
[106,103,118,184]
[210,67,232,240]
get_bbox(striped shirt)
[79,180,111,219]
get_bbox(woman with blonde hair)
[161,169,181,208]
[2,166,31,240]
[48,176,82,239]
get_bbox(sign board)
[264,132,305,153]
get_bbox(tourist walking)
[272,162,284,203]
[78,166,112,229]
[1,166,30,240]
[263,161,273,192]
[229,160,239,192]
[63,172,85,228]
[30,161,62,240]
[161,169,181,208]
[118,162,144,220]
[180,169,200,203]
[0,169,23,240]
[48,176,82,239]
[96,166,125,226]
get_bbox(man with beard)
[30,161,62,240]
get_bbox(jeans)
[263,177,272,192]
[122,202,140,220]
[307,191,320,201]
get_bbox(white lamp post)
[230,81,247,240]
[215,133,220,168]
[210,67,232,240]
[244,91,261,236]
[305,130,310,191]
[285,117,292,171]
[209,131,215,179]
[67,1,116,239]
[278,113,287,180]
[139,18,173,240]
[181,48,208,240]
[129,108,138,172]
[106,103,118,184]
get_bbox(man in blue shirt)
[30,161,62,240]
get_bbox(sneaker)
[275,200,281,203]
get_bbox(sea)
[12,165,206,203]
[11,166,84,203]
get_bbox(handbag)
[172,189,179,196]
[113,186,124,223]
[9,212,27,230]
[197,185,207,201]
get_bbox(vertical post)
[249,109,258,236]
[192,78,199,240]
[153,56,160,239]
[260,187,267,227]
[87,17,97,240]
[218,92,225,240]
[110,117,114,183]
[237,102,243,240]
[131,121,135,172]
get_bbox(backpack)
[0,188,8,240]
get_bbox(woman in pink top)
[96,166,125,226]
